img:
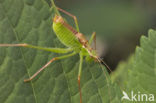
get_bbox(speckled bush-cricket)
[0,0,111,103]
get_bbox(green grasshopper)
[0,0,111,103]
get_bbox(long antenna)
[97,57,112,73]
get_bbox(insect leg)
[0,43,73,53]
[24,52,77,82]
[78,53,83,103]
[56,7,80,32]
[89,32,96,50]
[50,6,54,14]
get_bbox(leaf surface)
[0,0,121,103]
[112,29,156,103]
[127,29,156,96]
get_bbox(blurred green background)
[47,0,156,70]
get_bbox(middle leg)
[89,32,96,50]
[78,52,83,103]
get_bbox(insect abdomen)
[53,16,82,50]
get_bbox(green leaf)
[113,29,156,103]
[0,0,121,103]
[127,29,156,95]
[111,55,134,90]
